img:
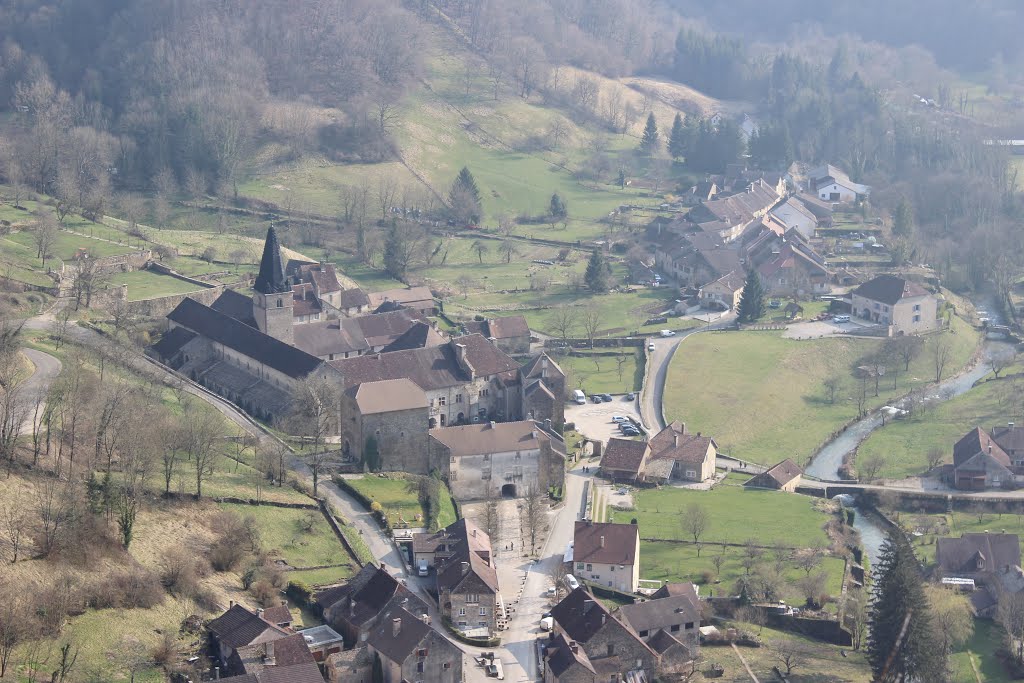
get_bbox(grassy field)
[664,316,980,465]
[110,269,208,301]
[346,474,458,529]
[7,226,137,260]
[631,476,835,547]
[630,476,848,609]
[556,349,643,394]
[854,373,1007,480]
[710,620,872,682]
[449,284,679,338]
[217,502,356,586]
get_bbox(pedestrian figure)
[511,541,514,550]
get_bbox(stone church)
[149,227,567,479]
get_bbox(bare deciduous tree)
[522,484,545,554]
[680,503,710,556]
[859,454,885,482]
[933,339,952,382]
[288,376,340,496]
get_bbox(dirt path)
[731,643,761,683]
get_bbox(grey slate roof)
[617,593,699,635]
[853,275,929,306]
[254,226,289,294]
[150,326,196,359]
[936,533,1021,575]
[366,607,431,663]
[207,604,286,649]
[167,298,323,379]
[211,289,258,327]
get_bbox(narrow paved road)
[639,313,735,431]
[18,348,62,433]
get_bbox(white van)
[834,314,851,324]
[564,574,580,591]
[572,389,586,405]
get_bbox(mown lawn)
[664,315,980,465]
[6,226,136,259]
[556,349,643,394]
[854,373,1007,480]
[346,474,458,529]
[949,618,1013,683]
[631,476,835,547]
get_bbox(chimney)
[583,599,595,613]
[229,601,234,609]
[214,667,220,680]
[586,519,593,527]
[569,641,579,655]
[264,641,275,666]
[489,421,496,429]
[453,343,475,379]
[392,618,402,637]
[461,561,470,575]
[541,356,548,378]
[257,608,265,619]
[600,536,605,548]
[401,597,409,607]
[1011,422,1016,430]
[532,430,538,439]
[350,598,356,617]
[674,434,679,447]
[472,528,477,537]
[601,614,606,625]
[544,418,552,432]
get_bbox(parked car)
[659,329,675,337]
[599,393,613,401]
[565,574,580,591]
[648,342,656,351]
[591,395,604,403]
[625,392,636,400]
[611,415,628,423]
[621,427,640,436]
[418,560,429,577]
[540,616,554,631]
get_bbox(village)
[4,136,1024,683]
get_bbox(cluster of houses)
[543,520,701,682]
[654,165,844,308]
[149,226,565,502]
[653,162,947,337]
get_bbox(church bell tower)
[252,225,294,345]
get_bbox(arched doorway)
[501,483,517,497]
[440,414,446,426]
[457,412,465,423]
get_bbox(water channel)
[803,295,1011,566]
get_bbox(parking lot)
[782,318,873,339]
[565,394,645,444]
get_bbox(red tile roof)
[573,521,638,566]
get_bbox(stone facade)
[375,627,462,683]
[253,290,295,345]
[554,614,656,675]
[443,568,499,634]
[341,399,429,473]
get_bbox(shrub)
[286,580,313,608]
[87,569,165,610]
[251,579,278,606]
[700,570,715,585]
[162,551,203,598]
[210,537,246,571]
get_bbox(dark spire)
[254,225,289,294]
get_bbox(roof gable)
[853,275,929,306]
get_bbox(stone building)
[547,588,658,681]
[412,519,501,636]
[316,564,429,648]
[332,334,523,428]
[367,607,463,683]
[426,420,565,500]
[341,379,430,472]
[851,274,938,335]
[462,315,532,355]
[517,353,567,426]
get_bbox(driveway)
[565,396,643,444]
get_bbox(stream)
[803,294,1012,566]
